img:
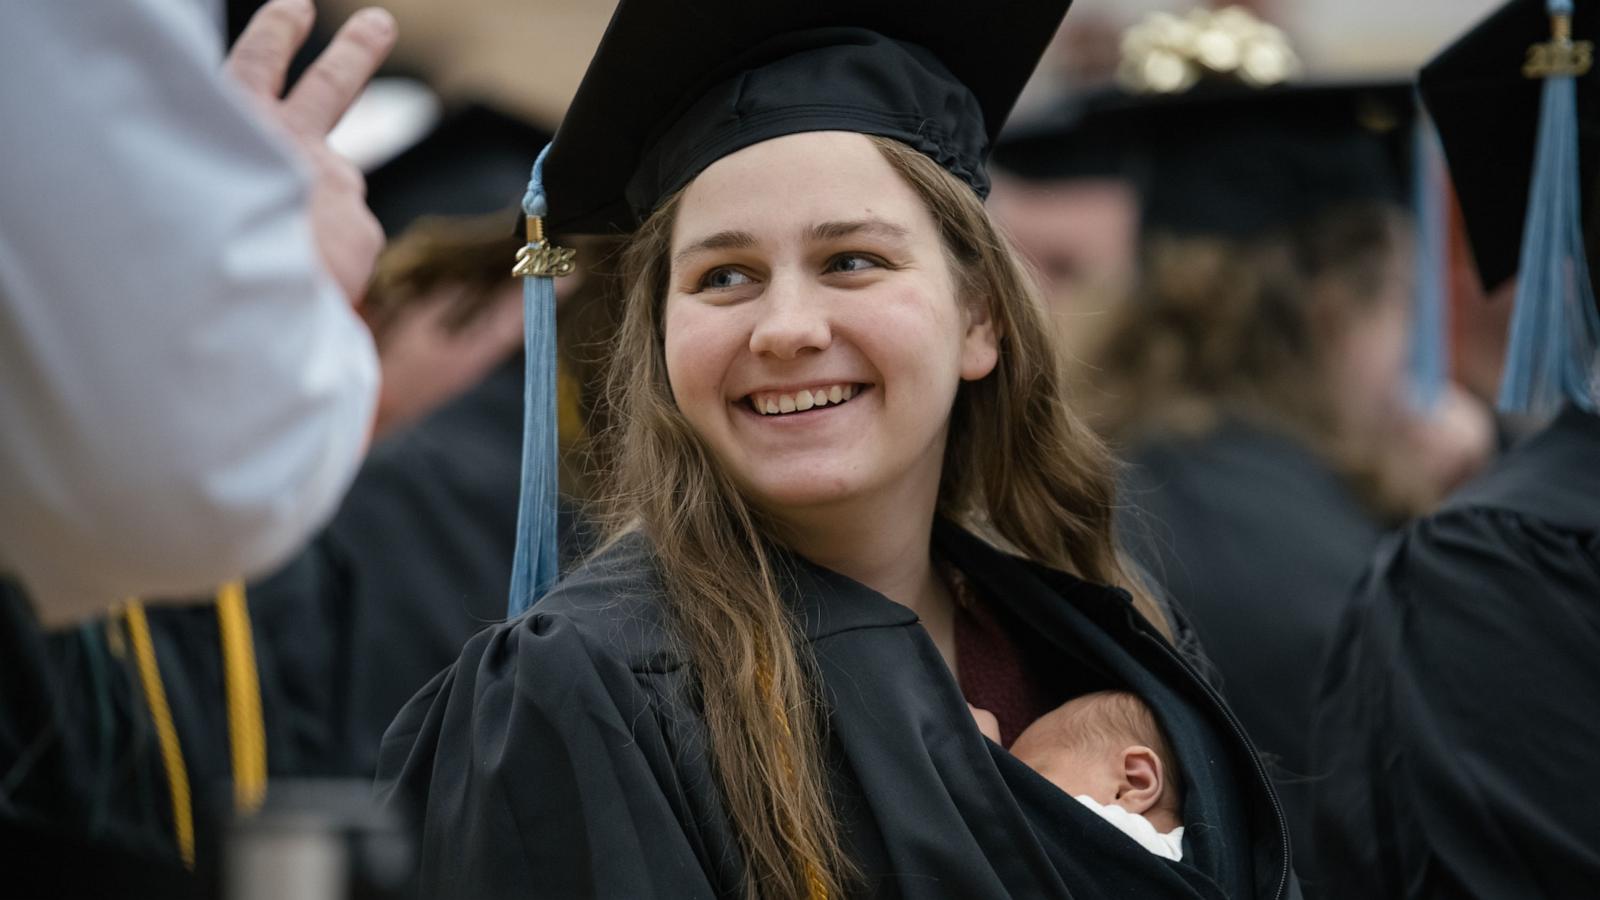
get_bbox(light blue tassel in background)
[508,144,567,617]
[1499,0,1600,414]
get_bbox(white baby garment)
[1073,795,1186,861]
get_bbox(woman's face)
[663,131,998,520]
[1320,245,1413,441]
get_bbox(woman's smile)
[741,382,870,416]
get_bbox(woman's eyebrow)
[672,229,758,268]
[671,219,910,268]
[808,218,911,243]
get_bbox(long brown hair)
[594,135,1166,898]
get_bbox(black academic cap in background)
[1105,81,1416,239]
[366,104,555,236]
[540,0,1073,235]
[1420,0,1600,292]
[991,88,1146,183]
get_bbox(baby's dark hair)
[1020,690,1184,800]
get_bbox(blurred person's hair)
[363,209,625,498]
[1091,200,1426,521]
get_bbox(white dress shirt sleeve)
[0,1,380,624]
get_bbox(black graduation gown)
[378,522,1294,899]
[1118,419,1386,885]
[1308,404,1600,899]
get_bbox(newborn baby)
[974,690,1186,860]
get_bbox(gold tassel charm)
[1525,9,1593,78]
[512,214,577,278]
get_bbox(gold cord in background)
[123,581,267,869]
[123,600,195,869]
[216,581,266,813]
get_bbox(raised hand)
[226,0,398,303]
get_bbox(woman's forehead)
[670,132,934,250]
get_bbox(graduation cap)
[1001,9,1399,235]
[1113,80,1417,239]
[990,88,1146,183]
[1421,0,1600,413]
[365,104,554,236]
[505,0,1073,615]
[537,0,1073,235]
[986,5,1410,240]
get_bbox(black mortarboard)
[1420,0,1600,291]
[366,104,555,236]
[990,5,1411,239]
[1421,0,1600,414]
[1112,81,1416,238]
[539,0,1073,235]
[991,88,1145,183]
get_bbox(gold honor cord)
[124,600,196,869]
[216,581,266,813]
[124,581,267,869]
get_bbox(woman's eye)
[827,253,881,274]
[700,267,754,290]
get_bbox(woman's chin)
[737,472,869,517]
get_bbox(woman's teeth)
[752,384,857,415]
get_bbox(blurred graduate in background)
[1311,0,1600,895]
[988,94,1143,388]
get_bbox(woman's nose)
[748,275,832,359]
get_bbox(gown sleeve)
[376,611,722,899]
[1308,508,1600,899]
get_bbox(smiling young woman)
[376,2,1292,898]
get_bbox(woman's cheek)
[661,299,700,406]
[664,301,735,410]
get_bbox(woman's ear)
[960,296,1000,381]
[1114,745,1165,814]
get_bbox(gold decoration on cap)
[1525,9,1592,78]
[513,214,577,277]
[1118,6,1301,95]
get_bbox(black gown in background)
[2,584,207,897]
[1309,404,1600,899]
[245,350,591,778]
[3,354,546,878]
[1118,418,1387,888]
[378,522,1295,899]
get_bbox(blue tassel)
[508,144,562,617]
[1409,106,1450,411]
[1499,0,1600,414]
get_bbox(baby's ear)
[1115,745,1165,814]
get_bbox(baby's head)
[1011,690,1183,833]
